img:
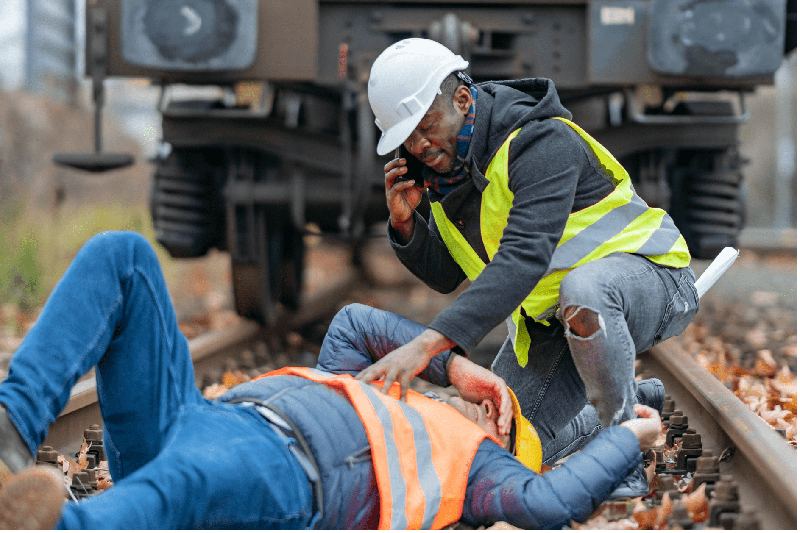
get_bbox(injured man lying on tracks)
[0,231,662,529]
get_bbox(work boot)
[606,458,651,500]
[635,378,665,415]
[0,466,66,529]
[0,404,33,487]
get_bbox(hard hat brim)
[376,113,425,156]
[508,387,543,473]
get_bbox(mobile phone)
[394,146,425,188]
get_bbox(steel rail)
[640,338,797,530]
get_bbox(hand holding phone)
[393,147,424,188]
[393,148,411,183]
[384,146,423,242]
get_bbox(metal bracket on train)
[53,7,135,173]
[628,89,750,125]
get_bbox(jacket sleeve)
[461,425,642,529]
[388,213,469,294]
[315,303,452,387]
[427,119,588,353]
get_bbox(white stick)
[694,247,739,299]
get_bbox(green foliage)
[0,203,158,309]
[0,232,42,311]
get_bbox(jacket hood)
[470,78,572,171]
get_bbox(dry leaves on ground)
[574,483,710,530]
[682,321,797,444]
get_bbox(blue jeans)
[0,231,313,529]
[492,253,698,465]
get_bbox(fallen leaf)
[682,483,709,523]
[633,506,658,529]
[62,457,80,480]
[760,407,793,425]
[56,454,69,475]
[222,370,248,389]
[782,397,797,415]
[675,473,693,493]
[655,492,674,529]
[705,360,735,384]
[765,397,783,410]
[769,368,797,398]
[757,349,777,367]
[96,460,113,489]
[202,383,230,400]
[786,422,797,440]
[77,438,90,470]
[752,359,777,378]
[645,461,658,495]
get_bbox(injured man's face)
[431,392,512,451]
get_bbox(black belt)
[224,397,324,524]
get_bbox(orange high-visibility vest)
[260,367,499,530]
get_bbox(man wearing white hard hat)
[358,38,699,499]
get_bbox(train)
[56,0,795,327]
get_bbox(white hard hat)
[368,38,469,155]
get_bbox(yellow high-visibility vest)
[430,117,690,367]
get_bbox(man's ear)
[453,85,472,117]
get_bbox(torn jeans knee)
[558,305,630,428]
[561,305,603,340]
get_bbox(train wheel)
[273,222,304,311]
[668,148,745,259]
[231,219,304,325]
[231,261,262,321]
[150,147,226,258]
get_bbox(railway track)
[639,340,796,530]
[40,317,797,528]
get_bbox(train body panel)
[71,0,794,324]
[91,0,319,82]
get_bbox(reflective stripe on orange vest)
[258,367,496,529]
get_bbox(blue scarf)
[423,85,477,195]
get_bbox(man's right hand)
[356,328,454,402]
[385,156,422,243]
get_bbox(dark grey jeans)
[492,253,698,465]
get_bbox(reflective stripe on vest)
[430,117,690,367]
[259,367,496,529]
